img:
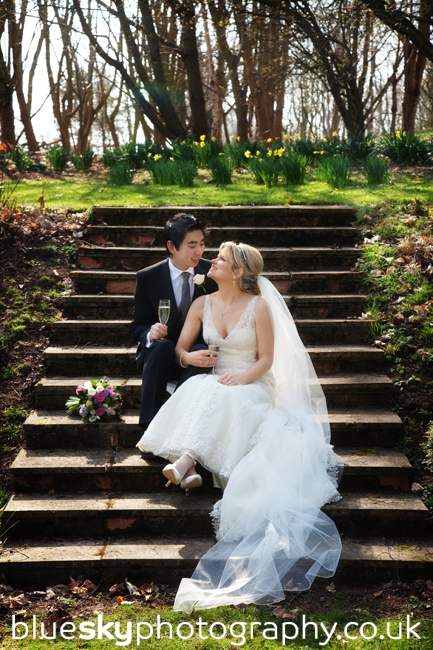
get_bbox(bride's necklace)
[217,296,241,318]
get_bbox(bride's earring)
[233,278,236,287]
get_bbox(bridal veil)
[173,276,342,612]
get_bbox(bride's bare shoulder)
[255,296,272,321]
[190,294,207,313]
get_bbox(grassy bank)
[9,166,433,211]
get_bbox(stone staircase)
[3,206,432,588]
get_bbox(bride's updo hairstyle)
[221,241,264,296]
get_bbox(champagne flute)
[208,344,219,374]
[157,299,170,341]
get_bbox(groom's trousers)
[139,340,211,428]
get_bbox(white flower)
[193,274,206,286]
[84,381,92,391]
[107,407,116,416]
[87,387,96,396]
[89,415,97,422]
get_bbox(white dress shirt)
[146,259,194,347]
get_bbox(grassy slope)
[11,167,433,210]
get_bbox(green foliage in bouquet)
[66,378,123,423]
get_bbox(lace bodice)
[202,294,275,391]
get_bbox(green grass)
[13,168,433,210]
[1,603,431,648]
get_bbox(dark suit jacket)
[133,258,218,369]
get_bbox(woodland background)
[2,0,433,150]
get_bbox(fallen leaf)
[325,582,336,593]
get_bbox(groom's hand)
[183,349,218,368]
[149,323,168,341]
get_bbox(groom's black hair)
[164,213,205,253]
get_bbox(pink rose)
[95,407,105,416]
[76,385,85,395]
[115,402,122,409]
[95,391,105,401]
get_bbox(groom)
[133,213,218,429]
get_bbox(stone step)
[11,445,410,494]
[23,406,403,451]
[44,343,383,377]
[92,205,356,228]
[70,270,362,295]
[77,246,360,272]
[2,536,432,589]
[50,318,370,346]
[86,225,359,248]
[5,490,427,539]
[33,374,394,411]
[62,293,367,320]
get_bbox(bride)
[137,241,342,613]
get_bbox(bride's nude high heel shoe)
[180,473,202,489]
[162,453,196,487]
[162,464,182,487]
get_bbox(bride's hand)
[183,349,218,368]
[218,373,242,386]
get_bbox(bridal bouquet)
[65,378,123,423]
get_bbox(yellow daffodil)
[277,148,284,156]
[237,136,241,141]
[200,141,205,148]
[218,152,225,156]
[147,153,152,158]
[154,154,162,160]
[181,140,186,145]
[229,136,233,141]
[397,130,401,137]
[267,150,273,157]
[170,157,174,161]
[403,131,406,136]
[332,131,337,137]
[309,133,314,138]
[200,134,206,141]
[211,136,216,141]
[194,142,199,146]
[367,143,371,146]
[321,150,325,154]
[244,151,252,158]
[267,138,272,143]
[322,138,327,142]
[259,158,263,162]
[284,134,288,140]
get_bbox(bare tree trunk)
[273,86,284,140]
[0,1,15,144]
[10,0,39,150]
[208,0,248,141]
[401,0,430,131]
[176,0,208,139]
[201,0,222,140]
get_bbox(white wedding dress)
[137,277,342,612]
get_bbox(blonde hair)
[220,241,263,295]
